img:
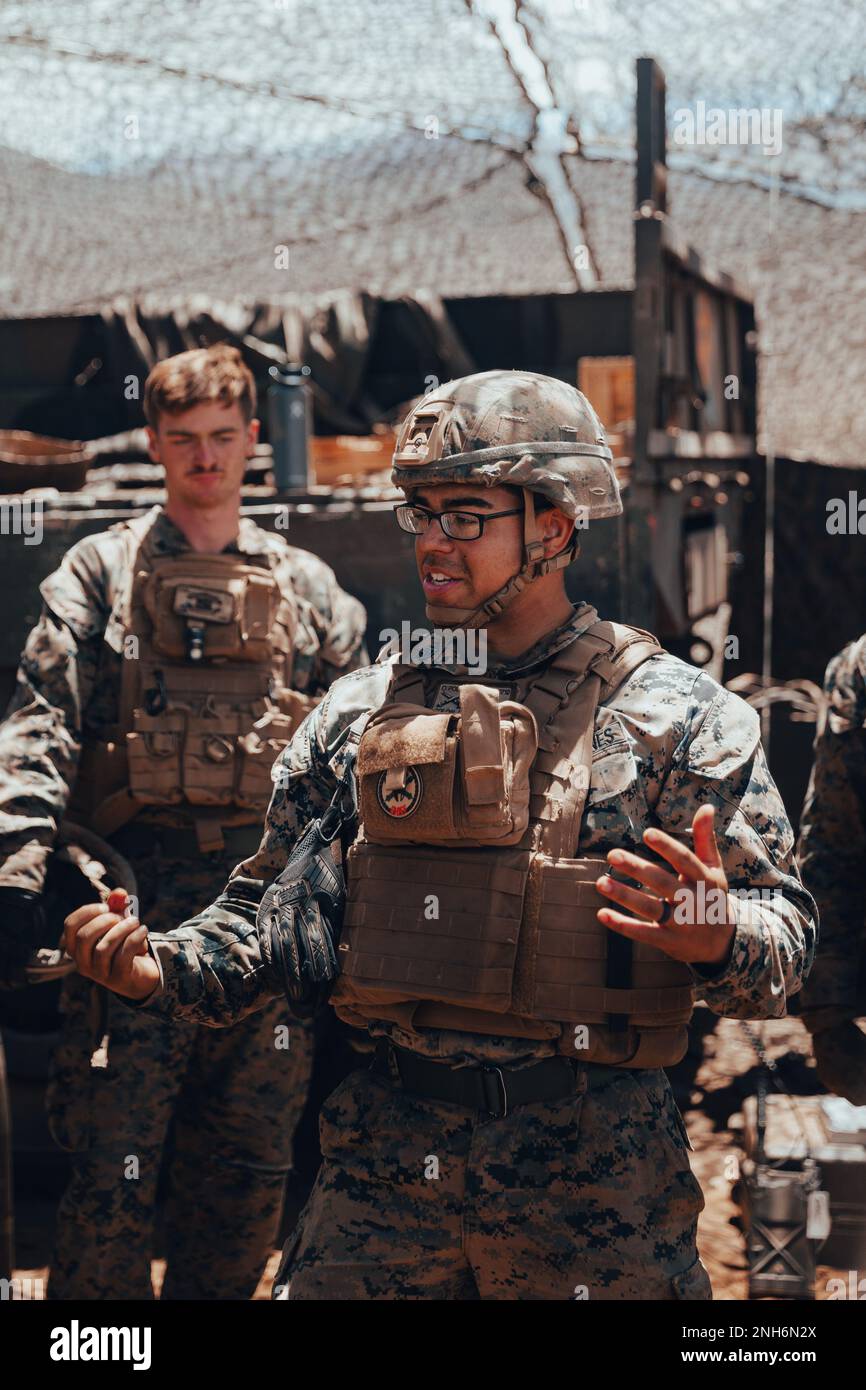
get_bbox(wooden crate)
[578,357,635,455]
[310,431,396,487]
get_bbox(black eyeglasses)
[394,503,523,540]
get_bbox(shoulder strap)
[526,619,662,858]
[389,660,426,708]
[586,622,662,701]
[522,620,658,742]
[382,621,661,720]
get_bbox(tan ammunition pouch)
[68,520,316,846]
[357,685,538,847]
[332,609,695,1067]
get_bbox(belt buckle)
[480,1065,508,1119]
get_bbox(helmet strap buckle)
[522,489,545,567]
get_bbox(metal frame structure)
[629,56,757,636]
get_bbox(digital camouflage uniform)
[123,605,816,1301]
[797,634,866,1103]
[0,504,368,1300]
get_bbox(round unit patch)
[377,766,423,818]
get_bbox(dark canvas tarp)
[0,292,479,442]
[0,287,635,444]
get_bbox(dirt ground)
[10,1011,852,1302]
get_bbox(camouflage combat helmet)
[391,370,622,626]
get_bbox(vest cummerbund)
[333,846,693,1064]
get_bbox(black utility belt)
[370,1038,625,1119]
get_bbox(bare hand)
[63,902,160,1000]
[596,804,736,966]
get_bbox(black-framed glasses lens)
[394,505,428,534]
[441,512,483,539]
[394,505,483,539]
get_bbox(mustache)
[421,564,465,578]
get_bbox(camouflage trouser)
[277,1062,712,1301]
[45,839,313,1301]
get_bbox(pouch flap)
[357,708,452,775]
[459,684,506,805]
[144,569,239,621]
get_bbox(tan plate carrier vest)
[68,516,317,847]
[330,610,695,1067]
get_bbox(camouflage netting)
[0,0,864,462]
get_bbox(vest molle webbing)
[68,516,316,848]
[331,609,695,1068]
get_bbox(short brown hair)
[143,344,256,428]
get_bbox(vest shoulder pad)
[571,619,662,702]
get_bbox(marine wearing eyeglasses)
[64,369,815,1302]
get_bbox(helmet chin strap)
[424,490,578,629]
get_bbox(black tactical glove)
[257,814,346,1019]
[811,1021,866,1107]
[0,887,47,989]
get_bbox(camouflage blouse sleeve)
[309,578,369,687]
[0,543,107,893]
[280,546,369,689]
[654,673,817,1020]
[796,637,866,1034]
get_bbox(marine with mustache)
[0,344,367,1300]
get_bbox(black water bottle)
[267,363,312,489]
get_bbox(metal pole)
[630,58,667,631]
[761,167,781,753]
